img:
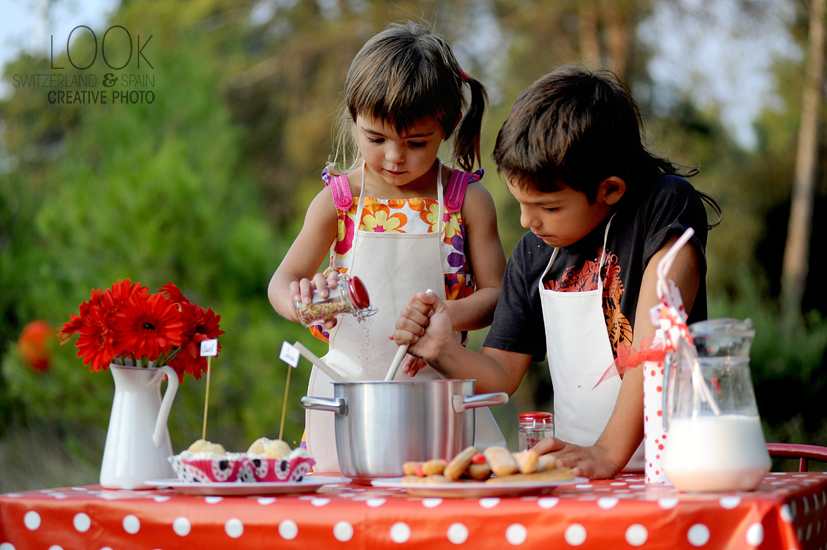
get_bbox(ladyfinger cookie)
[513,450,539,474]
[466,463,492,480]
[422,459,448,476]
[537,453,557,471]
[483,446,519,477]
[444,446,478,481]
[484,467,576,484]
[403,461,424,476]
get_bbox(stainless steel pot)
[301,379,508,481]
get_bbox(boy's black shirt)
[484,175,709,362]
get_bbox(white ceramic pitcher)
[100,364,179,489]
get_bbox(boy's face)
[506,178,616,248]
[356,114,445,190]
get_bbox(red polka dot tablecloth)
[1,472,826,550]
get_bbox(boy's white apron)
[538,218,644,471]
[306,165,505,473]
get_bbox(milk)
[662,414,770,492]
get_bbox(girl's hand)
[290,271,342,330]
[531,437,621,480]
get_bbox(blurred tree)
[781,0,825,331]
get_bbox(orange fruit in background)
[18,320,54,372]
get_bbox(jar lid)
[347,276,371,309]
[518,412,552,421]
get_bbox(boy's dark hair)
[493,66,693,203]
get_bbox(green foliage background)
[1,0,826,489]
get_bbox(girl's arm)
[268,186,340,324]
[533,233,702,478]
[444,181,506,331]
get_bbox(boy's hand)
[532,437,621,480]
[393,291,454,363]
[290,271,341,330]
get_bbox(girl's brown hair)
[329,21,487,174]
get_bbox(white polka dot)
[258,497,276,505]
[506,523,527,545]
[51,493,67,499]
[4,494,22,498]
[479,497,500,509]
[804,496,810,514]
[0,543,15,550]
[72,487,88,491]
[153,496,170,503]
[24,511,41,530]
[390,522,411,543]
[279,519,298,540]
[625,524,648,546]
[422,498,442,508]
[311,498,330,507]
[538,497,559,509]
[575,484,593,489]
[123,515,140,534]
[334,521,354,542]
[658,498,679,510]
[687,524,710,546]
[806,523,812,541]
[781,504,793,522]
[173,517,191,536]
[597,497,619,510]
[447,523,469,544]
[47,546,63,550]
[719,497,741,509]
[226,518,244,539]
[205,496,223,504]
[366,498,386,508]
[564,524,587,546]
[746,523,763,546]
[73,513,91,533]
[610,482,627,486]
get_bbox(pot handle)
[452,392,509,413]
[301,396,348,416]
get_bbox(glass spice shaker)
[294,274,371,327]
[518,411,554,452]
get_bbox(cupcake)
[170,440,253,483]
[246,438,316,482]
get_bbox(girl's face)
[507,178,620,249]
[356,114,446,189]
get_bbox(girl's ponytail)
[452,76,488,172]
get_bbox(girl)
[268,22,507,473]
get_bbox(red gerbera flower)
[59,288,105,343]
[169,305,224,381]
[102,279,149,312]
[74,306,117,372]
[159,282,190,306]
[112,293,184,360]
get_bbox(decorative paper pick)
[200,338,218,441]
[279,342,300,441]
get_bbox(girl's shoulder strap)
[322,168,353,211]
[445,168,484,213]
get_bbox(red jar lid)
[347,276,370,309]
[518,412,552,422]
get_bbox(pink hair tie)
[460,69,469,82]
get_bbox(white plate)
[146,476,351,496]
[371,476,588,498]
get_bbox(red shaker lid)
[347,276,370,309]
[518,412,553,422]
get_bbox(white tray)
[371,476,587,498]
[146,476,351,496]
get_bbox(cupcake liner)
[170,452,252,483]
[248,454,316,482]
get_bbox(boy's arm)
[442,182,506,331]
[268,187,340,324]
[533,233,702,478]
[394,291,532,395]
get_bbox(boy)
[393,66,718,479]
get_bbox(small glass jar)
[294,274,371,327]
[518,411,554,452]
